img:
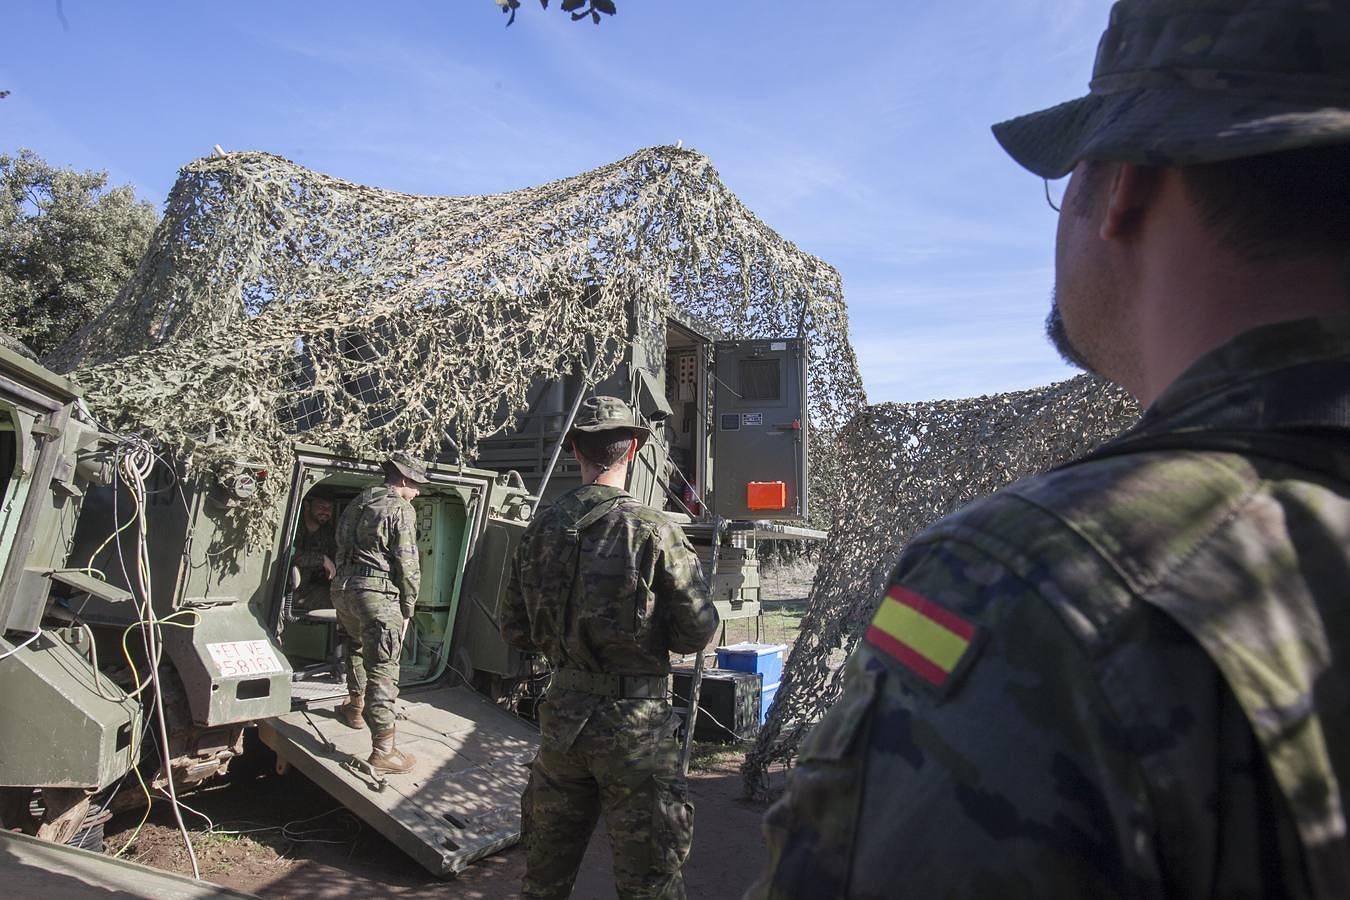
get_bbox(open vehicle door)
[711,338,809,521]
[258,447,537,877]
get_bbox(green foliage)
[0,148,158,357]
[497,0,616,27]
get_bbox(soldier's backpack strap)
[553,495,633,669]
[1060,427,1350,896]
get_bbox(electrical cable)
[159,789,215,834]
[207,807,358,844]
[0,629,40,660]
[102,438,202,879]
[119,610,201,700]
[670,690,755,746]
[76,620,119,702]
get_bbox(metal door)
[711,338,808,520]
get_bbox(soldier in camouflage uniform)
[502,396,719,900]
[749,2,1350,897]
[332,452,426,775]
[291,495,337,611]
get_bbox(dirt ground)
[103,560,816,899]
[106,751,774,899]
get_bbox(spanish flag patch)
[865,585,982,695]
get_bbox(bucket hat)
[992,0,1350,178]
[563,396,651,451]
[384,451,429,484]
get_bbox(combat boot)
[336,693,364,729]
[368,727,417,774]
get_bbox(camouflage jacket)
[333,484,421,617]
[501,484,718,748]
[293,519,336,580]
[749,317,1350,899]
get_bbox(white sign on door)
[207,640,285,678]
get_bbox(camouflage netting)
[48,146,864,544]
[742,374,1141,798]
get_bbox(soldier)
[501,396,719,900]
[291,495,336,611]
[331,451,426,775]
[749,1,1350,898]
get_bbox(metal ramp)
[288,678,348,704]
[257,685,538,877]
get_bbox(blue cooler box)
[716,643,786,725]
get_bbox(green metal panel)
[164,602,293,726]
[452,515,528,678]
[402,488,472,683]
[0,633,140,789]
[0,356,104,635]
[171,471,284,616]
[69,460,294,729]
[711,338,810,521]
[0,409,34,585]
[0,346,82,402]
[279,617,331,663]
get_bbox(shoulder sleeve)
[388,500,421,615]
[654,519,718,654]
[499,526,535,652]
[749,524,1161,900]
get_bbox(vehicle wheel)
[0,786,36,833]
[35,787,92,846]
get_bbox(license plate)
[207,640,285,678]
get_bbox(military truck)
[0,339,545,873]
[474,312,820,624]
[0,318,815,877]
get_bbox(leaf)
[561,0,585,10]
[592,0,615,13]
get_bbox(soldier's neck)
[586,464,629,490]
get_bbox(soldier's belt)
[551,668,668,699]
[338,564,389,579]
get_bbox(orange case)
[746,481,788,510]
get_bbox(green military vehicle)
[0,318,814,877]
[0,341,543,874]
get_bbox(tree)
[496,0,616,27]
[0,149,158,357]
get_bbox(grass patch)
[717,606,805,650]
[687,740,747,773]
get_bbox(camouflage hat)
[563,396,651,450]
[384,451,429,484]
[993,0,1350,179]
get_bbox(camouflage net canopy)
[49,146,864,541]
[742,374,1141,797]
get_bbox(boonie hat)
[385,451,429,484]
[993,0,1350,178]
[563,396,651,451]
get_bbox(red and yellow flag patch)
[866,585,980,693]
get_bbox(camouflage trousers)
[521,700,694,900]
[331,586,404,732]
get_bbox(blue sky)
[3,0,1105,404]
